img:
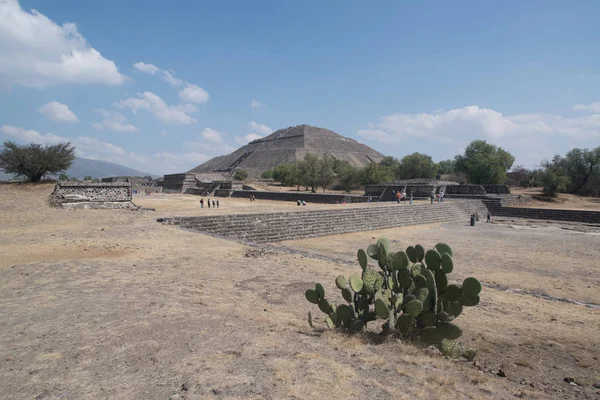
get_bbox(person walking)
[199,198,204,208]
[487,212,491,223]
[396,191,401,204]
[409,191,413,205]
[212,199,216,208]
[207,198,211,208]
[217,200,220,208]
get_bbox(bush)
[306,237,480,360]
[541,170,569,197]
[233,169,249,181]
[261,170,273,179]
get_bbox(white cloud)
[38,101,79,123]
[359,105,600,143]
[573,102,600,113]
[162,70,183,86]
[1,124,66,144]
[0,0,125,88]
[133,62,160,75]
[249,121,272,135]
[234,133,263,144]
[201,127,224,144]
[251,100,266,110]
[179,84,209,104]
[115,92,197,125]
[92,109,138,132]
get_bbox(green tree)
[83,175,93,181]
[334,161,359,192]
[397,152,438,180]
[0,141,75,182]
[59,173,69,181]
[541,169,569,197]
[261,169,273,179]
[437,159,455,175]
[563,147,600,195]
[317,157,335,192]
[360,162,391,185]
[297,153,321,193]
[454,140,515,184]
[272,164,299,186]
[233,169,249,181]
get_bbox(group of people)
[430,190,445,204]
[249,194,257,201]
[199,198,219,208]
[391,190,413,204]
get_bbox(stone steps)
[159,200,488,243]
[483,199,600,224]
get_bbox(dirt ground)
[510,187,600,211]
[1,184,599,400]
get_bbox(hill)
[188,124,385,178]
[0,157,157,181]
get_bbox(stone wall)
[52,181,132,203]
[482,184,510,194]
[160,173,198,193]
[484,199,600,223]
[445,185,486,195]
[230,190,348,203]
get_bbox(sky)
[0,0,599,175]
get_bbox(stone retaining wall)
[482,184,511,194]
[444,185,486,195]
[52,181,132,203]
[484,199,600,223]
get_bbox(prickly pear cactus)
[305,237,482,360]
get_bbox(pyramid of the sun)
[188,124,385,178]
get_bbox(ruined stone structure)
[188,124,385,178]
[159,173,241,196]
[365,180,509,200]
[51,181,143,210]
[159,200,489,243]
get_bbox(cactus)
[305,238,482,361]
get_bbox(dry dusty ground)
[1,183,599,400]
[510,187,600,211]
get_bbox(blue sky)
[1,0,599,175]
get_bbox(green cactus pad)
[421,311,438,327]
[364,311,378,323]
[411,263,425,278]
[414,274,427,288]
[462,348,477,361]
[415,244,425,262]
[437,311,449,322]
[318,298,332,314]
[440,253,454,273]
[315,283,325,300]
[436,321,463,340]
[375,272,384,292]
[394,292,404,310]
[305,289,319,304]
[425,249,442,271]
[366,244,379,260]
[349,274,363,293]
[462,277,482,296]
[406,246,416,263]
[416,287,430,303]
[444,284,462,302]
[354,297,369,316]
[336,304,354,325]
[308,311,313,328]
[377,237,390,252]
[419,327,441,345]
[377,245,388,269]
[448,301,463,317]
[399,269,413,289]
[395,314,415,334]
[341,288,353,303]
[326,316,335,329]
[438,339,463,359]
[357,249,368,270]
[362,269,378,294]
[434,243,453,257]
[461,294,480,307]
[348,319,365,333]
[393,251,410,270]
[335,275,347,290]
[435,269,448,291]
[374,298,390,319]
[404,299,424,317]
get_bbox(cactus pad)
[377,237,390,252]
[462,277,482,296]
[308,311,313,328]
[348,319,364,333]
[448,301,463,317]
[435,269,448,291]
[462,348,477,361]
[425,249,442,271]
[444,284,462,302]
[315,283,325,300]
[335,275,347,290]
[337,304,354,325]
[318,298,332,314]
[415,244,425,262]
[366,244,378,260]
[441,253,453,273]
[305,289,319,304]
[461,294,480,307]
[374,298,390,320]
[406,246,416,263]
[396,314,415,334]
[434,243,453,256]
[341,288,353,303]
[421,311,438,327]
[357,249,368,270]
[393,251,410,270]
[349,274,363,293]
[438,339,463,359]
[404,299,424,317]
[436,322,463,340]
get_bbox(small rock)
[593,381,600,389]
[169,395,180,400]
[35,392,51,400]
[564,377,575,384]
[181,382,189,391]
[569,382,577,386]
[497,368,506,377]
[212,388,222,395]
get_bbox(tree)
[454,140,515,184]
[563,147,600,195]
[297,153,321,193]
[272,164,299,186]
[334,161,359,192]
[261,169,273,179]
[317,157,335,192]
[360,162,392,185]
[0,141,75,182]
[541,170,569,197]
[83,176,93,181]
[233,169,249,181]
[397,153,438,180]
[437,159,455,175]
[59,173,69,181]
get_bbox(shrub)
[233,169,249,181]
[306,237,480,359]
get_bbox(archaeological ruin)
[51,181,145,210]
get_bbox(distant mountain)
[0,157,158,181]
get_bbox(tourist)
[216,200,220,208]
[409,192,413,205]
[368,195,372,203]
[396,191,401,204]
[391,190,396,201]
[207,198,211,208]
[199,198,204,208]
[302,200,306,206]
[402,189,407,204]
[430,193,434,204]
[487,213,491,223]
[212,199,216,208]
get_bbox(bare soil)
[1,184,599,400]
[510,187,600,211]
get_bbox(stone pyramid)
[188,124,385,178]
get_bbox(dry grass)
[0,184,599,400]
